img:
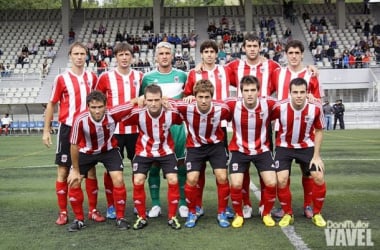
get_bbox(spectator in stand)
[116,30,123,42]
[362,51,371,67]
[45,48,56,59]
[260,17,267,29]
[21,44,29,56]
[47,37,55,47]
[326,46,335,63]
[223,32,231,47]
[132,44,140,54]
[348,53,356,68]
[69,28,75,44]
[30,43,38,55]
[354,20,362,32]
[330,39,337,49]
[363,0,370,14]
[0,63,6,77]
[181,34,190,49]
[98,24,106,35]
[41,59,49,77]
[319,16,327,28]
[309,39,317,51]
[182,50,190,61]
[302,12,310,22]
[189,56,195,69]
[97,58,108,75]
[284,27,292,39]
[364,20,370,38]
[40,37,48,47]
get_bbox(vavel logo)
[325,220,374,247]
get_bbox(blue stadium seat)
[10,121,20,134]
[20,121,28,134]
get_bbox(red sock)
[133,183,146,219]
[262,185,276,216]
[259,176,266,207]
[184,183,197,213]
[68,187,84,220]
[113,185,127,220]
[277,186,293,215]
[217,181,230,214]
[167,183,180,218]
[85,178,98,212]
[302,176,313,208]
[56,181,68,212]
[242,170,252,207]
[196,164,206,207]
[312,182,326,214]
[230,186,243,216]
[103,172,114,207]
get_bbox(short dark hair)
[242,33,261,48]
[193,79,214,96]
[240,75,260,92]
[86,90,107,105]
[144,84,162,98]
[289,77,307,91]
[285,40,305,53]
[200,40,218,53]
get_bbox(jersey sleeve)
[184,70,196,96]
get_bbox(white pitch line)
[0,165,54,170]
[250,181,311,250]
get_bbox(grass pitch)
[0,130,379,249]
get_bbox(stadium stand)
[0,3,379,129]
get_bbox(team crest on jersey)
[162,124,167,130]
[133,80,138,86]
[211,118,215,124]
[124,80,129,85]
[259,112,264,119]
[201,118,206,123]
[260,65,266,73]
[218,73,223,79]
[232,163,239,172]
[186,162,192,171]
[132,163,138,172]
[304,115,311,123]
[174,76,179,83]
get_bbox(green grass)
[0,130,379,249]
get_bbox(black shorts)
[78,148,124,176]
[55,123,71,167]
[132,154,178,176]
[229,151,275,174]
[274,147,315,173]
[185,142,228,172]
[113,133,138,160]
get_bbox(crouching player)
[225,75,278,228]
[114,84,183,230]
[272,78,327,227]
[67,91,130,232]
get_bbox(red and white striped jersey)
[272,67,323,100]
[114,104,183,157]
[271,99,324,149]
[227,59,280,97]
[184,65,231,100]
[225,96,277,155]
[50,69,97,126]
[95,69,143,134]
[70,111,119,155]
[175,100,231,148]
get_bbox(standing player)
[175,80,231,228]
[0,113,12,136]
[95,42,143,219]
[225,34,281,218]
[42,42,105,225]
[183,40,233,218]
[67,91,130,231]
[113,84,182,230]
[141,42,188,218]
[271,40,323,219]
[225,76,277,228]
[271,77,327,227]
